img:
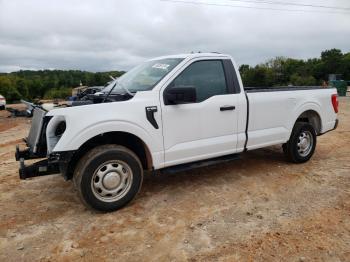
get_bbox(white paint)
[45,53,338,170]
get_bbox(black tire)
[283,122,317,163]
[73,144,143,212]
[0,105,5,110]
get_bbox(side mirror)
[164,86,197,105]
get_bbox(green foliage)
[239,49,350,87]
[290,74,316,86]
[239,64,275,87]
[0,70,124,102]
[1,49,349,102]
[44,87,72,99]
[0,76,21,101]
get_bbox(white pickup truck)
[16,53,339,212]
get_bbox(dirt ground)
[0,98,349,262]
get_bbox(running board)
[160,153,240,175]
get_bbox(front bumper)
[19,158,60,180]
[15,106,71,180]
[15,145,40,161]
[16,148,74,180]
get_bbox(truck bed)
[244,86,337,151]
[245,86,332,93]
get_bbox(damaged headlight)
[46,116,66,153]
[54,121,66,137]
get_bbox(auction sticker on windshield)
[152,63,170,70]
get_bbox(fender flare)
[289,102,323,136]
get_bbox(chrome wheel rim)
[297,131,313,157]
[91,160,133,202]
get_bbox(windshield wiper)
[102,80,134,102]
[103,81,117,102]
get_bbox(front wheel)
[73,145,143,212]
[283,122,317,163]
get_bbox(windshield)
[102,58,184,94]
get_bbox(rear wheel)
[73,145,143,212]
[283,122,317,163]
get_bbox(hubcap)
[297,131,313,157]
[103,172,121,190]
[91,161,133,202]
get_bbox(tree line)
[0,49,349,102]
[239,49,350,87]
[0,70,124,102]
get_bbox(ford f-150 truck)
[15,53,339,212]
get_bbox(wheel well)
[65,132,153,180]
[295,110,322,135]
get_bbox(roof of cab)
[148,52,230,61]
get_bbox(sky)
[0,0,349,73]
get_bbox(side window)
[170,60,228,102]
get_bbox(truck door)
[160,58,240,167]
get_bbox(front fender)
[52,120,159,154]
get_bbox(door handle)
[220,105,235,111]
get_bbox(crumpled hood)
[46,98,131,117]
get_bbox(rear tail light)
[0,97,5,101]
[331,94,339,113]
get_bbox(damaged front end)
[15,107,71,180]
